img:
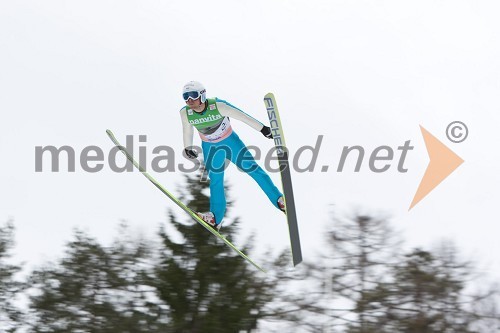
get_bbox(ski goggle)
[183,90,204,101]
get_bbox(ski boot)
[197,211,222,232]
[277,196,286,214]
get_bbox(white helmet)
[182,81,207,103]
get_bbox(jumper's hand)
[261,126,273,139]
[184,148,198,159]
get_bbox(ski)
[106,129,266,273]
[263,93,303,266]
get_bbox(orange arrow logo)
[409,125,464,210]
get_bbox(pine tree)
[304,213,500,333]
[312,214,402,332]
[27,226,165,332]
[0,220,23,333]
[370,244,499,333]
[154,175,277,333]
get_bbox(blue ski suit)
[180,98,282,224]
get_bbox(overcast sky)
[1,0,500,279]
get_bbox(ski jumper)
[180,98,282,224]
